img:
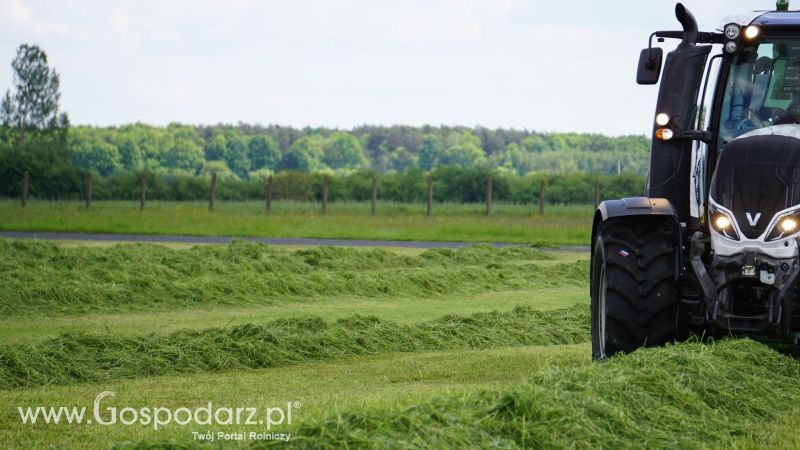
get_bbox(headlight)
[724,23,741,40]
[766,209,800,241]
[744,26,760,40]
[709,205,740,241]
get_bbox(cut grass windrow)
[117,339,800,449]
[271,339,800,450]
[0,240,585,316]
[0,305,589,389]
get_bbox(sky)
[0,0,779,136]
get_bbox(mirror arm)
[650,30,724,46]
[677,130,712,143]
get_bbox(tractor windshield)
[718,38,800,150]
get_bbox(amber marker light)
[655,128,674,141]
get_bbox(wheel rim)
[598,262,608,359]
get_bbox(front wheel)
[591,218,680,360]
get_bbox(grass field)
[2,240,800,448]
[0,200,592,245]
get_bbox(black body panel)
[645,41,710,225]
[710,134,800,238]
[595,197,678,221]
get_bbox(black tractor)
[591,1,800,359]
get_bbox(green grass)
[0,287,587,345]
[7,239,799,449]
[0,304,589,388]
[0,240,588,316]
[0,344,590,450]
[254,339,800,449]
[0,200,593,245]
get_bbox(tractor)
[591,1,800,359]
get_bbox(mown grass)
[252,339,800,449]
[11,239,795,449]
[0,345,590,450]
[0,240,589,316]
[0,200,592,244]
[0,287,587,345]
[0,305,589,389]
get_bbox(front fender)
[591,197,682,280]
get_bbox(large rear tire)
[591,218,680,360]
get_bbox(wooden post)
[21,170,29,208]
[485,176,493,216]
[594,179,601,208]
[209,172,217,211]
[539,179,545,215]
[266,175,273,213]
[140,173,147,211]
[85,172,93,210]
[427,173,433,217]
[371,175,377,216]
[322,175,329,214]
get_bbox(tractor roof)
[750,11,800,26]
[719,10,800,30]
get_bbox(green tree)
[247,135,281,171]
[520,134,550,153]
[418,134,442,170]
[488,142,533,175]
[204,134,227,160]
[115,133,143,171]
[162,138,203,173]
[0,44,75,198]
[440,132,485,168]
[70,135,121,176]
[388,146,417,172]
[1,44,66,151]
[323,132,367,169]
[201,160,237,179]
[280,137,324,171]
[225,135,249,178]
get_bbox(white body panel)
[709,198,799,259]
[708,125,800,258]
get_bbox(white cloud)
[0,0,786,134]
[0,0,33,23]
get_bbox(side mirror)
[637,47,663,85]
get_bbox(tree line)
[0,43,651,203]
[62,124,651,179]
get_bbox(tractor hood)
[710,125,800,239]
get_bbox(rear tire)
[591,218,680,360]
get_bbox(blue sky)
[0,0,777,135]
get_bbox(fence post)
[539,179,545,215]
[371,175,377,216]
[85,172,93,210]
[209,172,217,211]
[140,173,147,211]
[594,179,601,208]
[21,170,29,208]
[322,175,329,214]
[427,173,433,217]
[266,175,273,213]
[485,176,493,216]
